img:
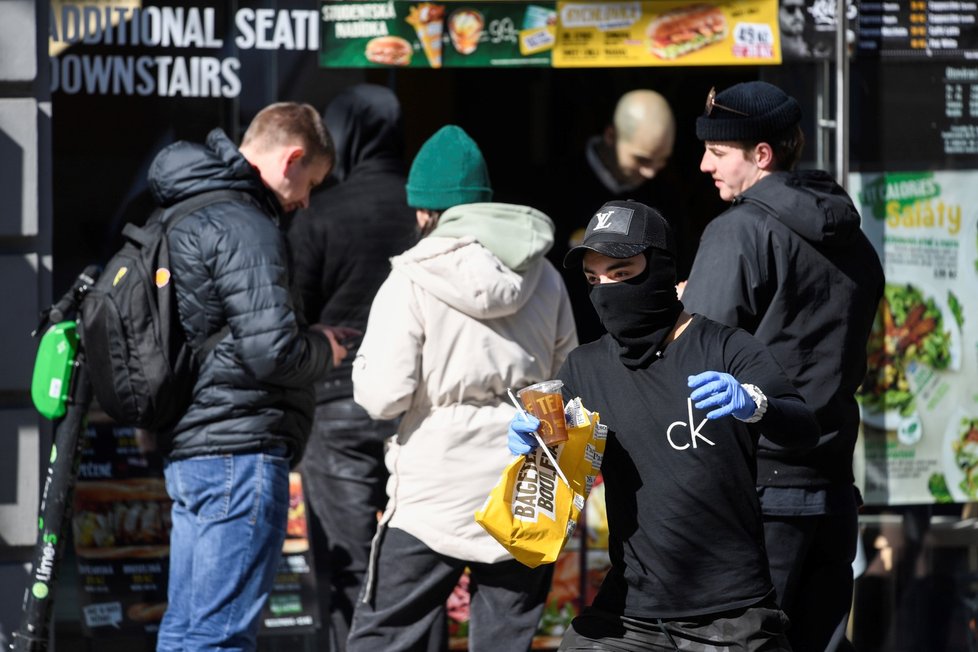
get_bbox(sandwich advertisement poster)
[553,0,781,67]
[71,424,320,638]
[319,2,557,68]
[850,170,978,506]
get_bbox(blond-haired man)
[149,102,335,652]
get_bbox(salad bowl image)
[858,282,960,429]
[943,411,978,501]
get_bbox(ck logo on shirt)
[589,207,633,234]
[667,398,717,451]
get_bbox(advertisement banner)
[259,473,321,633]
[72,425,320,638]
[319,1,557,68]
[851,170,978,505]
[72,424,171,637]
[552,0,781,67]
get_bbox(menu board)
[259,473,321,633]
[856,0,978,59]
[851,170,978,505]
[72,424,171,637]
[72,426,320,638]
[319,1,557,68]
[942,65,978,155]
[552,0,781,67]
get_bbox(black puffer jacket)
[683,171,884,487]
[147,128,332,461]
[289,84,417,402]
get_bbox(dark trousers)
[763,495,858,652]
[558,603,791,651]
[299,398,395,652]
[347,526,555,652]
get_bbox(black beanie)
[696,81,801,142]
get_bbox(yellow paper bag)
[475,398,606,568]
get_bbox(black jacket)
[288,85,417,402]
[682,170,885,487]
[147,128,332,461]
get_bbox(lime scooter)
[12,266,99,652]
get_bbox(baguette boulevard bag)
[475,398,606,568]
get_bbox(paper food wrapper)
[406,3,444,68]
[475,398,606,568]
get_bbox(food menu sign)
[851,170,978,505]
[258,473,320,633]
[319,1,558,68]
[856,0,978,59]
[72,424,171,637]
[72,425,320,637]
[552,0,781,67]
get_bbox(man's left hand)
[687,371,755,421]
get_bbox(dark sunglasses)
[705,86,750,117]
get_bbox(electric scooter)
[12,266,99,652]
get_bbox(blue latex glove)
[508,412,541,455]
[687,371,755,421]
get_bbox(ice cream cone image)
[406,3,445,68]
[449,9,484,55]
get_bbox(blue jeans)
[157,448,290,652]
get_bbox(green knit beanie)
[406,125,492,210]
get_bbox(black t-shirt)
[558,316,804,619]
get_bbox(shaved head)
[614,90,675,143]
[609,90,676,185]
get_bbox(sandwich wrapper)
[476,397,606,568]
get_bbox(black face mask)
[589,248,683,369]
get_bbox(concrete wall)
[0,1,53,646]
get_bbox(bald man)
[544,89,694,344]
[598,90,676,191]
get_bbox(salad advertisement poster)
[851,170,978,506]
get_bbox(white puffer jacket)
[353,203,578,563]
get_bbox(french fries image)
[406,3,445,68]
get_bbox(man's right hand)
[508,412,541,455]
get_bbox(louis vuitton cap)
[562,200,674,269]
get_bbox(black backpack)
[79,190,248,432]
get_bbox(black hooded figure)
[287,83,417,651]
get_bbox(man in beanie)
[509,200,819,650]
[347,125,577,652]
[682,81,884,651]
[288,84,417,651]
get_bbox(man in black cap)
[509,199,821,650]
[682,81,884,651]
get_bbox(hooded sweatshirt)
[353,202,578,563]
[289,85,417,402]
[682,170,884,487]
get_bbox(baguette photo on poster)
[646,3,727,59]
